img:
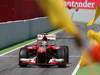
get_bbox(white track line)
[71,55,80,75]
[0,17,47,24]
[0,30,62,57]
[72,62,80,75]
[0,40,36,57]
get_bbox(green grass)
[0,29,61,55]
[0,39,36,54]
[76,63,100,75]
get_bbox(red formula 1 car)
[19,33,69,67]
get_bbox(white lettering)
[91,3,95,8]
[65,1,95,8]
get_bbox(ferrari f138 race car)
[19,33,69,67]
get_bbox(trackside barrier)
[0,17,54,49]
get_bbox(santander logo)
[64,0,96,9]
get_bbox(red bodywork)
[20,44,64,65]
[27,44,60,52]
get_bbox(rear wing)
[37,34,56,40]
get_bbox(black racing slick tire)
[58,46,69,68]
[19,48,29,67]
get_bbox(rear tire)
[19,48,29,67]
[58,46,69,68]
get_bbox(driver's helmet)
[41,34,48,47]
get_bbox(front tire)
[58,46,69,68]
[19,48,29,67]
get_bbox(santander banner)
[64,0,97,9]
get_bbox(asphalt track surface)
[0,22,89,75]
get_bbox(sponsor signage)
[64,0,96,9]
